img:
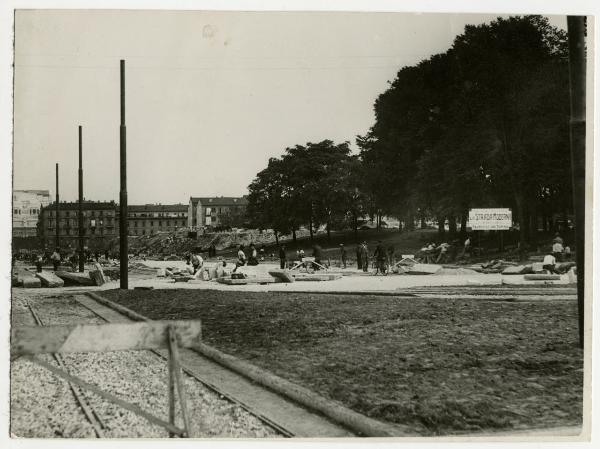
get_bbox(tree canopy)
[247,16,573,246]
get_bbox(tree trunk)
[274,232,279,246]
[448,216,457,237]
[309,217,314,241]
[353,214,358,243]
[420,212,426,229]
[528,199,538,248]
[437,216,445,238]
[514,195,527,251]
[326,222,331,241]
[292,229,297,244]
[460,211,468,237]
[405,210,414,231]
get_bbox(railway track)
[24,299,106,438]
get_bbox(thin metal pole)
[55,163,60,249]
[78,126,85,272]
[567,16,586,349]
[119,59,128,289]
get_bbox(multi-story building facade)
[38,201,118,250]
[188,196,248,229]
[12,190,52,237]
[128,204,188,236]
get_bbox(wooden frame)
[11,320,201,438]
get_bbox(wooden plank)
[11,320,202,356]
[168,342,176,438]
[26,301,104,437]
[168,326,193,437]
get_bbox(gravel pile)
[10,291,280,438]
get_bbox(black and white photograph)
[1,0,597,446]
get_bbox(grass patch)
[102,289,583,435]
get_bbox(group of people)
[543,233,573,274]
[276,244,325,270]
[417,241,456,264]
[353,240,395,274]
[19,247,115,273]
[232,243,262,272]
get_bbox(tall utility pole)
[119,59,128,289]
[567,16,586,349]
[78,125,85,272]
[55,163,60,249]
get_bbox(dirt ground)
[102,288,583,436]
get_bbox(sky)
[12,10,567,205]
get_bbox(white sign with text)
[468,208,512,230]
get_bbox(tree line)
[247,16,573,247]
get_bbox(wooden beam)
[169,326,193,437]
[12,320,201,356]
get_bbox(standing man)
[339,243,347,269]
[279,245,287,269]
[387,244,395,272]
[356,244,362,270]
[373,240,386,275]
[51,248,61,271]
[360,241,369,273]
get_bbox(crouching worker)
[542,253,558,274]
[232,245,247,273]
[191,252,204,277]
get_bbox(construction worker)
[360,242,369,273]
[279,245,287,269]
[51,248,61,271]
[386,244,395,272]
[191,252,203,274]
[373,240,386,275]
[340,244,347,269]
[232,245,247,273]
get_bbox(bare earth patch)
[102,289,583,436]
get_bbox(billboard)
[468,208,512,230]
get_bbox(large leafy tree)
[359,15,571,245]
[247,140,357,242]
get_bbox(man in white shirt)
[191,252,203,275]
[552,241,564,262]
[232,245,247,273]
[542,254,558,274]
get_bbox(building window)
[142,230,145,235]
[158,221,162,227]
[150,221,154,226]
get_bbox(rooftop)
[14,189,51,196]
[42,200,117,211]
[190,196,248,206]
[129,204,188,212]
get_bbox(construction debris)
[55,271,95,286]
[405,264,442,275]
[268,270,295,283]
[35,271,64,288]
